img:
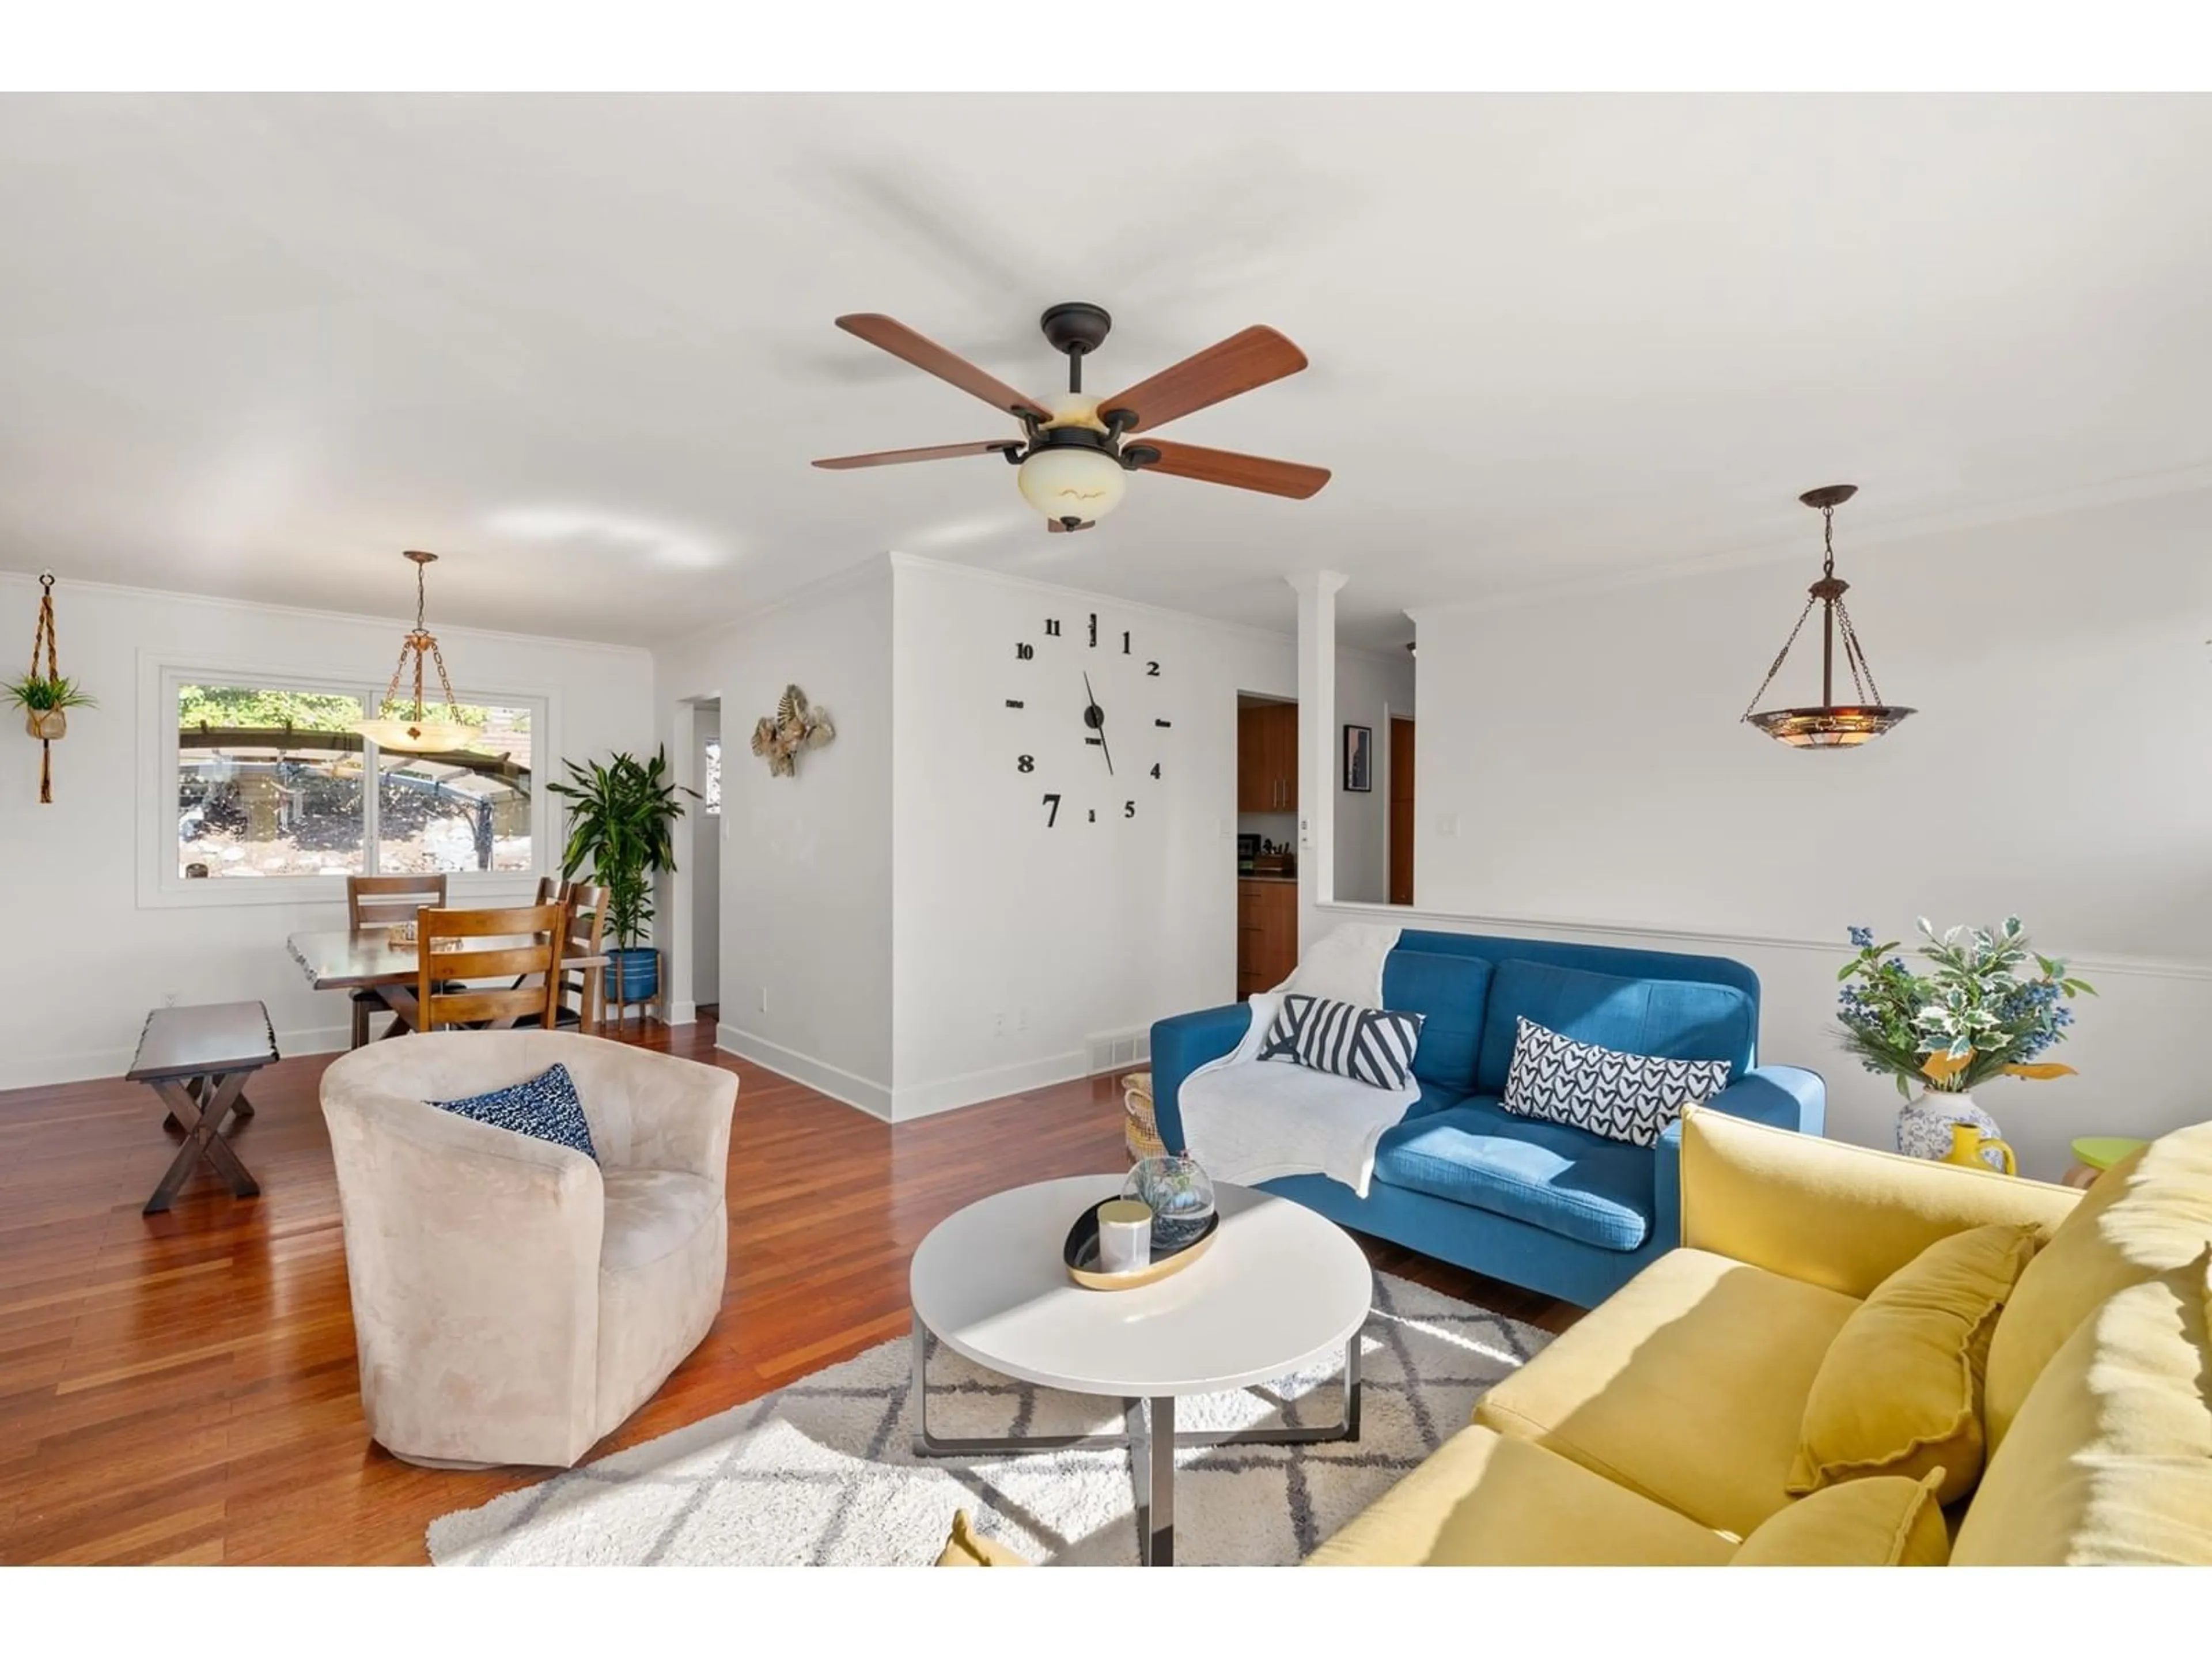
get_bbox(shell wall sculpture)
[750,684,835,777]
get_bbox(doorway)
[1236,693,1299,999]
[692,700,721,1020]
[1388,716,1415,907]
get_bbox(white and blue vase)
[1896,1089,2009,1173]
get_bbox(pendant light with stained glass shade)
[1741,486,1914,749]
[354,550,480,753]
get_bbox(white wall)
[1383,487,2212,1179]
[0,574,653,1088]
[690,704,721,1005]
[1334,645,1415,903]
[653,560,894,1113]
[888,555,1299,1118]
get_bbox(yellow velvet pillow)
[934,1509,1031,1566]
[1788,1221,2041,1506]
[1952,1248,2212,1565]
[1731,1470,1950,1566]
[1984,1121,2212,1455]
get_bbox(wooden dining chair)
[512,882,609,1035]
[406,903,566,1034]
[346,874,449,1047]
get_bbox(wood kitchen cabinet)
[1236,703,1298,813]
[1237,878,1300,998]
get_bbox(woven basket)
[1121,1071,1166,1165]
[25,708,65,740]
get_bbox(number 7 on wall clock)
[1008,611,1169,827]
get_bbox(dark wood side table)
[127,1001,278,1215]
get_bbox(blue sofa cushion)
[1399,1077,1471,1124]
[1381,949,1492,1095]
[1370,1097,1653,1252]
[1476,959,1756,1098]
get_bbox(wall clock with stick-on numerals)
[1005,608,1171,828]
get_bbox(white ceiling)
[3,93,2211,650]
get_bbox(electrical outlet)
[993,1011,1006,1036]
[758,986,768,1014]
[162,991,179,1007]
[1017,1007,1028,1031]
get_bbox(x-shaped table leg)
[145,1071,260,1214]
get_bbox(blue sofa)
[1149,930,1824,1308]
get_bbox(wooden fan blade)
[1046,518,1096,533]
[834,314,1049,419]
[1096,325,1309,434]
[813,441,1020,469]
[1131,439,1331,499]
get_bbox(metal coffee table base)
[908,1309,1362,1566]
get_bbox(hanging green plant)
[10,573,89,801]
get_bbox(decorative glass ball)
[1122,1153,1217,1252]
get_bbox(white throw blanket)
[1179,923,1410,1196]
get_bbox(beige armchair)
[319,1031,737,1469]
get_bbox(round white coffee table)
[908,1173,1373,1566]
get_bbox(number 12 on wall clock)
[1007,610,1168,827]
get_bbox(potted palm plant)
[546,747,695,1009]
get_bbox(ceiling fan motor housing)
[1039,301,1113,359]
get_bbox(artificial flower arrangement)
[1836,915,2094,1096]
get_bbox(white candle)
[1096,1199,1153,1273]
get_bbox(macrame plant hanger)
[26,571,61,804]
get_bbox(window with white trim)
[171,676,542,885]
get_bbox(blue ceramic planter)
[603,947,660,1006]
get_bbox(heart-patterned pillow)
[1500,1016,1732,1147]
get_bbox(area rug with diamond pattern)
[425,1271,1547,1566]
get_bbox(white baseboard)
[666,999,699,1027]
[3,1021,354,1092]
[889,1049,1089,1122]
[714,1024,894,1120]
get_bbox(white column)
[1286,570,1348,954]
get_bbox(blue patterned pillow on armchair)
[429,1062,599,1161]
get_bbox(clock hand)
[1083,671,1114,777]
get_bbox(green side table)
[2063,1135,2147,1190]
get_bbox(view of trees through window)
[176,681,535,880]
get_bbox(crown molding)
[1407,463,2212,624]
[886,550,1301,650]
[653,552,890,653]
[0,569,653,660]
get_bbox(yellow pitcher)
[1943,1120,2017,1176]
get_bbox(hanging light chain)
[1833,596,1884,705]
[1740,591,1820,722]
[374,556,466,726]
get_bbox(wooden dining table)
[286,929,611,1039]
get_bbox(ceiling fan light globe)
[1017,446,1126,523]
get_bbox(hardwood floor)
[0,1016,1572,1565]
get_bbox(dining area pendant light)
[1741,486,1915,750]
[354,551,480,753]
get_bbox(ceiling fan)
[812,303,1331,533]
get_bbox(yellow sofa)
[1309,1105,2212,1566]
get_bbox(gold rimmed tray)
[1062,1206,1219,1291]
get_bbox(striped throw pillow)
[1258,994,1424,1090]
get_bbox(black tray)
[1062,1203,1220,1290]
